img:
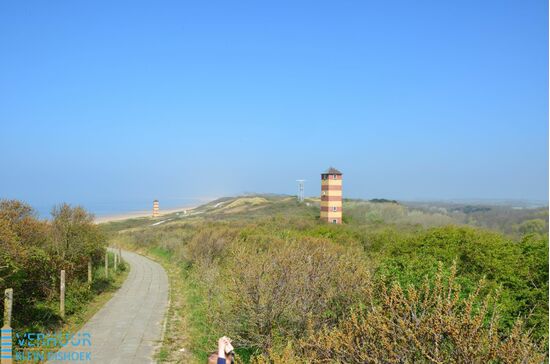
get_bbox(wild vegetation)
[104,195,548,363]
[0,199,125,334]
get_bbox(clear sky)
[0,0,548,214]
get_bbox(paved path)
[49,250,169,364]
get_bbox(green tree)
[50,203,106,282]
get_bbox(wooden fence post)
[114,252,118,272]
[1,288,13,364]
[118,247,122,263]
[60,270,65,320]
[88,259,92,284]
[3,289,12,327]
[105,251,109,278]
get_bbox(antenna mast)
[296,179,306,202]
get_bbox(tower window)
[332,206,337,212]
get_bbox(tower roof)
[322,167,342,175]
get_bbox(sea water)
[32,198,208,219]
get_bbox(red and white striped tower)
[152,200,159,217]
[320,167,343,224]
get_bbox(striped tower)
[1,326,11,364]
[152,200,159,217]
[320,167,343,224]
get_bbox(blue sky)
[0,0,548,214]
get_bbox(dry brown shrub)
[251,342,303,364]
[184,226,238,267]
[212,236,373,354]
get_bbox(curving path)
[49,250,169,364]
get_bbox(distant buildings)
[320,167,342,224]
[152,200,159,217]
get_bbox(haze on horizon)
[1,0,548,215]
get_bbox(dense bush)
[367,226,549,340]
[253,265,545,363]
[0,200,107,329]
[184,225,237,268]
[214,236,372,353]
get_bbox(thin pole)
[296,180,306,202]
[60,270,65,319]
[105,252,109,278]
[88,259,92,284]
[3,289,12,327]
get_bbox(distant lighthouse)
[152,200,159,217]
[320,167,342,224]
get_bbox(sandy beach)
[94,205,197,223]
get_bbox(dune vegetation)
[103,195,548,363]
[0,200,126,334]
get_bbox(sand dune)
[94,205,196,223]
